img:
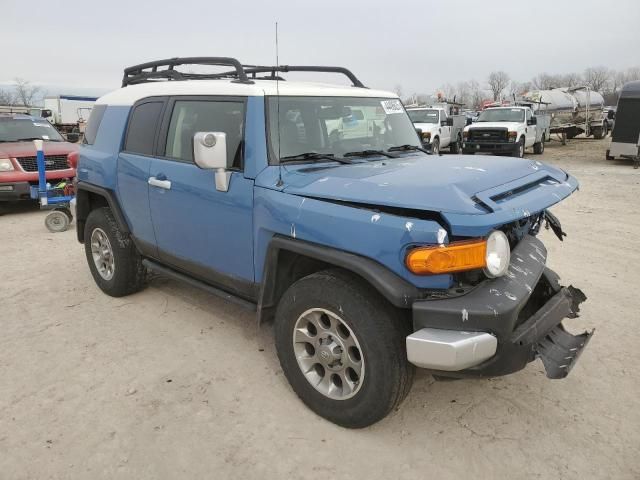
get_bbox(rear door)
[117,97,167,257]
[147,96,255,298]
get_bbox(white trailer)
[40,95,97,133]
[521,87,610,142]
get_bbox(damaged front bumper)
[406,235,593,378]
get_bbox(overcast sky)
[3,0,639,97]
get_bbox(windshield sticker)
[32,122,48,127]
[511,109,521,112]
[380,99,404,115]
[42,135,49,140]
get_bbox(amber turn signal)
[406,240,487,275]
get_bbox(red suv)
[0,114,78,201]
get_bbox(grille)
[469,129,508,142]
[16,155,69,172]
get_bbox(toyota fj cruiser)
[76,57,593,428]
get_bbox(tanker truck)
[521,87,610,141]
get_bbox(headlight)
[0,158,14,172]
[422,131,431,140]
[463,131,469,139]
[508,131,517,142]
[484,230,510,278]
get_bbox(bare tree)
[13,78,42,106]
[468,79,485,110]
[583,67,610,93]
[487,71,510,101]
[0,88,15,105]
[560,72,583,88]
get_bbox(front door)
[147,97,255,298]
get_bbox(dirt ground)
[1,137,638,480]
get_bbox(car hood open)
[277,153,579,236]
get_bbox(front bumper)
[407,235,593,378]
[0,182,32,201]
[463,141,515,153]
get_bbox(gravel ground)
[1,137,638,479]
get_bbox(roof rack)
[122,57,254,87]
[121,57,366,89]
[234,65,366,88]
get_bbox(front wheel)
[431,137,440,155]
[274,270,414,428]
[450,135,462,154]
[84,207,147,297]
[533,137,545,154]
[515,137,525,158]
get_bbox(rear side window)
[124,101,164,155]
[164,100,245,167]
[83,104,107,145]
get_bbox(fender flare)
[76,181,130,243]
[257,235,421,323]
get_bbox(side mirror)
[528,117,537,126]
[466,117,472,126]
[193,132,230,192]
[440,120,447,127]
[607,110,615,120]
[41,109,52,118]
[446,117,454,126]
[66,132,80,143]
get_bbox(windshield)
[267,96,421,162]
[477,108,524,123]
[0,118,65,142]
[407,109,439,124]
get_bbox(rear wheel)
[533,136,545,154]
[84,207,147,297]
[274,269,414,428]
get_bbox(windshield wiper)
[279,152,354,164]
[387,144,431,155]
[343,149,398,159]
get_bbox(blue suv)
[76,58,593,428]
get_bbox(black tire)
[533,137,545,154]
[514,137,525,158]
[450,135,461,154]
[592,126,604,140]
[84,207,147,297]
[274,269,414,428]
[431,137,440,155]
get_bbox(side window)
[83,104,107,145]
[164,100,245,168]
[124,101,164,155]
[526,109,532,121]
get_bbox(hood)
[466,121,521,130]
[0,141,78,158]
[412,122,440,132]
[275,153,578,236]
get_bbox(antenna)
[275,21,284,188]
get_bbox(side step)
[142,259,257,311]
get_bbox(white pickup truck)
[406,107,466,155]
[462,106,550,158]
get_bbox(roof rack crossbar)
[122,57,254,87]
[217,65,367,88]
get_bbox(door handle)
[148,176,172,190]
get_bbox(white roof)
[97,79,397,106]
